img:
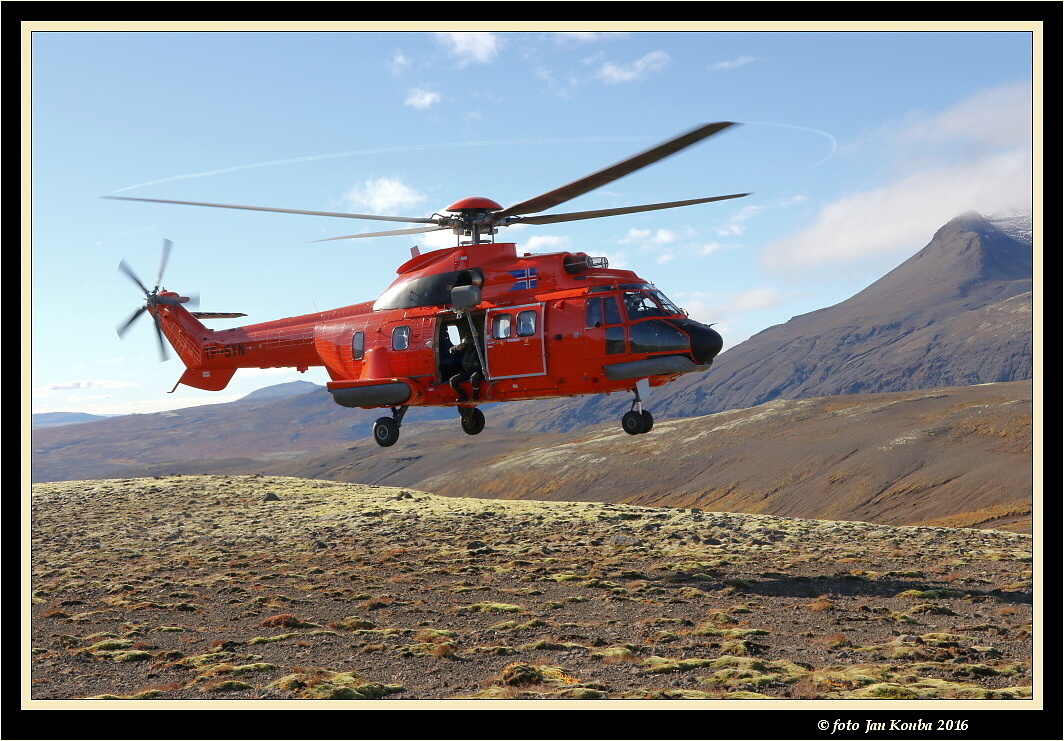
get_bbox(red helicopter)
[110,122,748,446]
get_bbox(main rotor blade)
[515,192,751,226]
[313,225,449,242]
[494,122,738,219]
[103,196,438,225]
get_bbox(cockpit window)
[648,290,681,315]
[623,290,678,320]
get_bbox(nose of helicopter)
[671,318,724,365]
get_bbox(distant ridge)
[30,412,115,429]
[236,380,322,402]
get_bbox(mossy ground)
[29,475,1034,704]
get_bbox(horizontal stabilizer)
[176,367,236,392]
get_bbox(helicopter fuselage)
[121,122,744,445]
[152,241,723,429]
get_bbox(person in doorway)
[449,336,483,402]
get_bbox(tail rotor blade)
[154,238,173,291]
[152,313,169,362]
[118,259,151,295]
[117,305,147,338]
[116,239,181,362]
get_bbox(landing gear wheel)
[460,407,486,436]
[373,417,401,447]
[641,410,654,433]
[622,410,647,435]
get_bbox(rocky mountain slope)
[93,381,1035,534]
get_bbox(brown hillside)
[104,382,1035,535]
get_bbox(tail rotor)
[116,239,196,361]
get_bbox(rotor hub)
[445,197,504,212]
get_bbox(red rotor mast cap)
[446,197,503,211]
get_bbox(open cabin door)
[484,304,546,379]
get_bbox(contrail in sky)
[107,137,647,194]
[748,121,838,171]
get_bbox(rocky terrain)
[29,475,1034,708]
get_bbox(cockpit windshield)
[622,289,683,320]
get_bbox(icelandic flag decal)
[508,268,538,291]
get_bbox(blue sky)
[26,26,1038,417]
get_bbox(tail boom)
[153,297,326,391]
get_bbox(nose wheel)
[621,409,654,435]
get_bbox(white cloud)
[709,55,759,71]
[388,51,411,76]
[714,203,770,237]
[404,87,441,110]
[623,228,679,246]
[731,286,786,311]
[419,229,461,250]
[342,177,426,215]
[674,287,786,343]
[552,32,628,45]
[596,51,669,84]
[523,234,571,252]
[761,82,1033,273]
[892,82,1033,163]
[436,32,502,66]
[38,379,138,393]
[697,241,728,256]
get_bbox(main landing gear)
[372,406,408,447]
[621,386,654,435]
[372,405,487,447]
[459,406,486,436]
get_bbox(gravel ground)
[28,475,1035,709]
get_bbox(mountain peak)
[848,210,1032,311]
[626,210,1035,417]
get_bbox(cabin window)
[586,297,602,327]
[492,313,512,339]
[392,325,410,350]
[605,326,626,355]
[517,310,537,337]
[351,331,365,360]
[586,296,622,327]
